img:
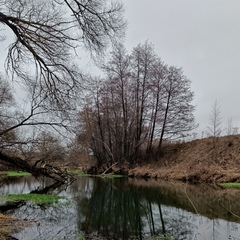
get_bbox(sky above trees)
[122,0,240,137]
[1,0,240,138]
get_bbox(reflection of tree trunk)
[30,181,64,195]
[148,201,155,235]
[0,151,74,183]
[97,188,105,236]
[158,204,166,235]
[213,219,215,240]
[79,178,145,239]
[137,213,143,240]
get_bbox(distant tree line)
[77,42,197,170]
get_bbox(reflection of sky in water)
[0,177,240,240]
[160,205,240,240]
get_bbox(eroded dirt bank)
[128,135,240,183]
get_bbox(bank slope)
[129,135,240,183]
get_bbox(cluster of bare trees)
[78,43,197,169]
[0,1,197,177]
[0,0,125,180]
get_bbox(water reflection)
[0,177,240,239]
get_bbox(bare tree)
[78,42,197,172]
[207,100,222,138]
[157,66,197,155]
[226,117,239,136]
[0,75,76,181]
[130,42,157,163]
[0,0,126,109]
[145,59,167,157]
[0,75,72,148]
[0,1,125,181]
[103,44,132,161]
[0,75,17,147]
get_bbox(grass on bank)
[2,193,64,205]
[68,169,92,177]
[68,169,127,178]
[220,182,240,188]
[3,171,32,177]
[103,173,127,178]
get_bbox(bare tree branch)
[0,0,125,110]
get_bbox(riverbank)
[2,135,240,184]
[128,135,240,183]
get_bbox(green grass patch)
[67,170,127,178]
[220,182,240,188]
[68,169,82,175]
[103,173,127,178]
[4,171,32,177]
[68,169,92,177]
[3,193,64,205]
[78,173,92,177]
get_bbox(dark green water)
[1,176,240,240]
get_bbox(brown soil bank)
[128,135,240,183]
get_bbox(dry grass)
[129,135,240,183]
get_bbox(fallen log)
[0,151,75,183]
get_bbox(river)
[0,176,240,240]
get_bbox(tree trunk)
[157,87,171,157]
[0,151,74,183]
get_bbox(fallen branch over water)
[0,151,75,183]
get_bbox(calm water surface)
[0,176,240,240]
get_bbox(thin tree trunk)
[157,87,171,157]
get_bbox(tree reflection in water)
[2,177,240,239]
[75,177,193,239]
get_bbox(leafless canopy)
[0,0,125,109]
[78,42,197,168]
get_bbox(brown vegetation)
[128,134,240,183]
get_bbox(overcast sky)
[1,1,240,138]
[122,0,240,137]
